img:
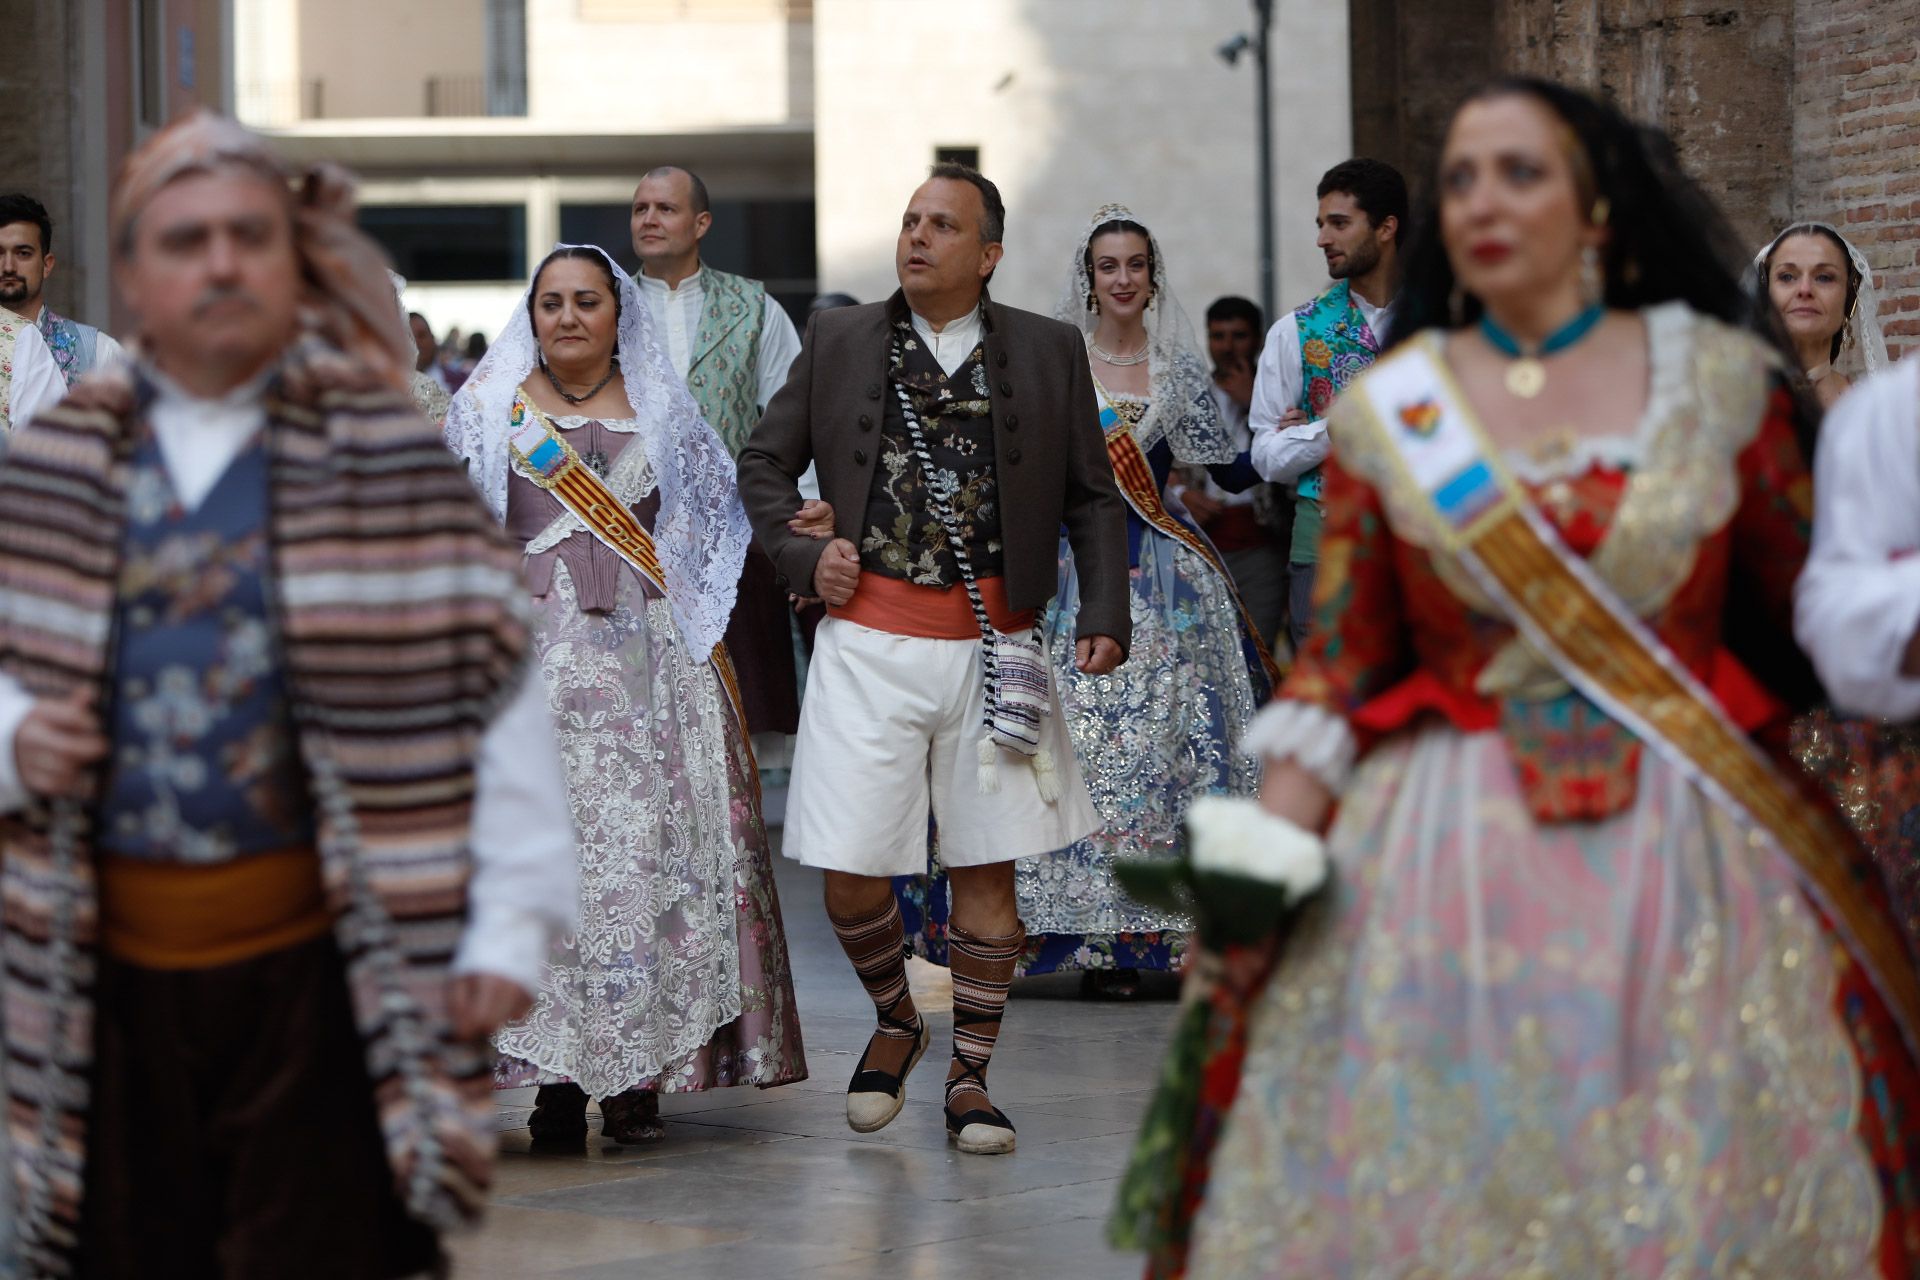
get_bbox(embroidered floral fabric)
[96,426,314,862]
[1020,393,1261,964]
[493,423,804,1097]
[859,325,1001,587]
[1179,306,1920,1277]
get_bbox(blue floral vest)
[95,425,315,861]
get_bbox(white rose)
[1186,795,1329,899]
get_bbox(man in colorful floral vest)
[0,193,125,387]
[0,112,578,1279]
[1248,158,1407,651]
[630,165,805,763]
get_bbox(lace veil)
[1752,222,1890,374]
[1053,204,1235,463]
[443,243,749,663]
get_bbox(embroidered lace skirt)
[1016,528,1261,974]
[494,562,805,1097]
[1185,722,1899,1278]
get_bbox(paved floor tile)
[462,826,1181,1278]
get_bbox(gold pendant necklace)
[1482,306,1605,402]
[1505,358,1547,399]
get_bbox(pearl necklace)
[1090,338,1149,366]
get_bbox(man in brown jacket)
[738,163,1128,1156]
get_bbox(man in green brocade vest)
[631,165,805,751]
[1247,158,1407,653]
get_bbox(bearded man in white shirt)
[630,165,806,760]
[1247,158,1407,650]
[0,111,577,1278]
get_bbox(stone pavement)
[451,823,1181,1279]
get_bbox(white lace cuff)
[1240,700,1358,794]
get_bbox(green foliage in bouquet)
[1107,797,1330,1264]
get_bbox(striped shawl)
[0,343,530,1276]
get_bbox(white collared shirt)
[1248,291,1397,485]
[0,365,580,991]
[635,268,803,407]
[1796,358,1920,721]
[2,317,67,432]
[910,304,985,377]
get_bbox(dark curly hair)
[1387,78,1757,352]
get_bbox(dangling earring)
[1088,292,1100,315]
[1580,244,1604,307]
[1448,284,1466,328]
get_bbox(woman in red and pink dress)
[1166,79,1920,1280]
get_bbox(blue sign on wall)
[179,27,195,90]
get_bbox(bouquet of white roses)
[1108,795,1331,1263]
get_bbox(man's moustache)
[192,287,260,316]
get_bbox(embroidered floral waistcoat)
[1285,304,1809,823]
[95,426,316,860]
[37,309,101,388]
[1290,279,1382,562]
[684,266,766,458]
[0,309,21,429]
[860,323,1002,587]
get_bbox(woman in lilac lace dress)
[445,245,805,1144]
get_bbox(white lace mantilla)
[443,242,749,664]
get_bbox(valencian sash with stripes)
[1350,335,1920,1054]
[1097,396,1283,693]
[506,392,756,753]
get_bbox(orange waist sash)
[830,573,1036,639]
[99,848,333,970]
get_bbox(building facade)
[232,0,1351,341]
[236,0,817,342]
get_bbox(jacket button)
[1008,447,1022,464]
[858,414,874,431]
[999,381,1013,397]
[854,449,868,465]
[775,573,789,589]
[866,383,882,399]
[995,352,1008,368]
[1004,414,1019,431]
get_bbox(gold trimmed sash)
[1352,336,1920,1050]
[509,391,756,765]
[1097,390,1283,688]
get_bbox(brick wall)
[1793,0,1920,363]
[1354,0,1920,364]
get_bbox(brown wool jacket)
[738,290,1132,650]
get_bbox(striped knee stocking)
[945,921,1026,1112]
[829,898,923,1071]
